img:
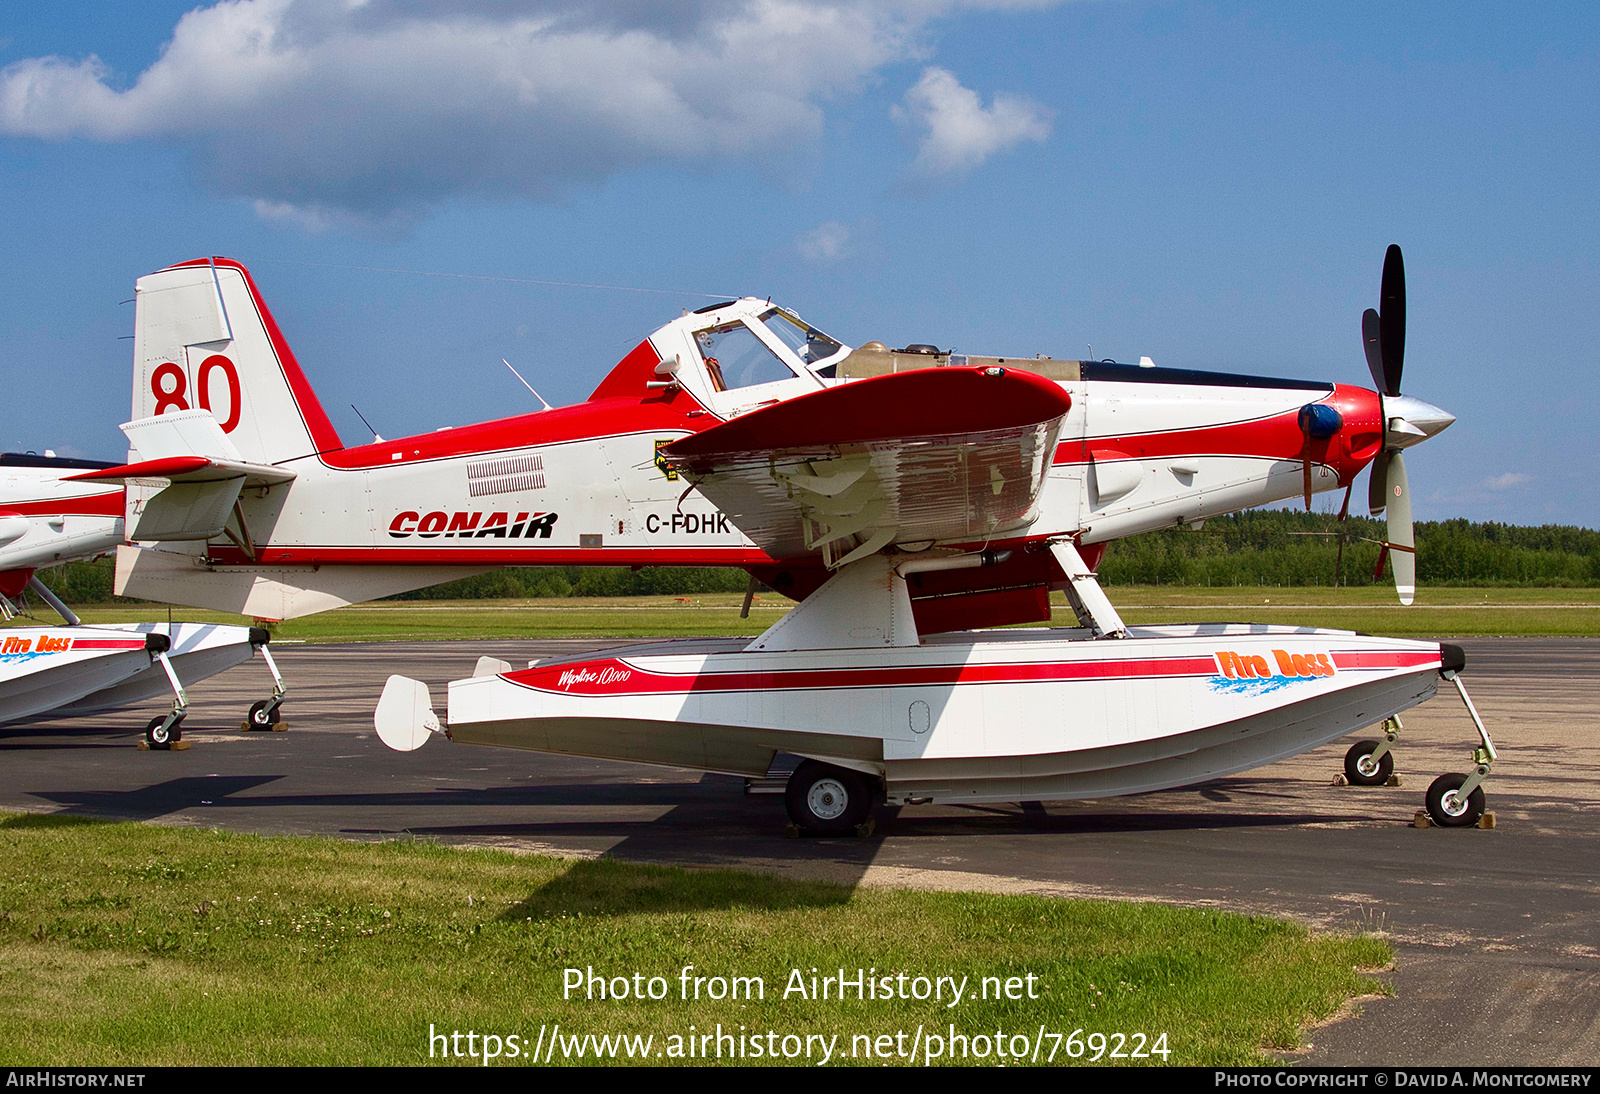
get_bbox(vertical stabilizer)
[133,258,343,466]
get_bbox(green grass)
[1105,585,1600,637]
[19,586,1600,642]
[40,596,783,642]
[0,814,1388,1066]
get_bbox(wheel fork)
[1361,715,1403,774]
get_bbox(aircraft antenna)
[350,405,384,443]
[503,358,553,411]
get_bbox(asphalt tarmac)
[1,635,1595,1066]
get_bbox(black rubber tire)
[784,761,872,833]
[247,699,276,729]
[1344,740,1394,787]
[145,716,180,749]
[1426,773,1486,828]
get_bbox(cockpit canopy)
[647,299,849,416]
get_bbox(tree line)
[1094,511,1600,587]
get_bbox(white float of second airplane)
[0,451,286,747]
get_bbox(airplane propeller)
[1359,244,1453,606]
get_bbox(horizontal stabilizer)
[67,411,295,542]
[67,411,296,488]
[66,454,295,489]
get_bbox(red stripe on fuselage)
[1330,649,1439,671]
[1053,384,1382,484]
[200,544,778,567]
[0,491,123,518]
[504,654,1223,697]
[313,402,709,470]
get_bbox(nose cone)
[1383,393,1455,448]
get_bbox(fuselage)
[142,297,1387,568]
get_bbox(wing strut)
[27,575,80,626]
[1049,541,1127,639]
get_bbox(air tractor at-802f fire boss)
[79,249,1498,829]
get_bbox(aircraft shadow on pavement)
[28,775,746,818]
[878,806,1357,836]
[0,741,138,752]
[18,766,1375,902]
[0,725,144,749]
[28,775,286,822]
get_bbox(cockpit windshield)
[759,309,843,370]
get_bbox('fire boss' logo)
[2,634,73,656]
[1210,648,1336,696]
[388,511,558,539]
[1215,649,1336,680]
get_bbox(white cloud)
[1479,472,1533,491]
[0,1,1063,228]
[893,65,1052,178]
[796,219,850,261]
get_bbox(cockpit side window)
[695,322,797,391]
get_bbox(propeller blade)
[1379,244,1406,396]
[1386,449,1415,605]
[1334,482,1351,589]
[1301,442,1313,510]
[1361,308,1386,393]
[1368,448,1389,516]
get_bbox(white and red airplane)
[91,249,1447,615]
[1,456,286,747]
[0,451,123,620]
[88,248,1493,824]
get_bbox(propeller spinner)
[1361,245,1454,605]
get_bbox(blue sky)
[1,1,1595,526]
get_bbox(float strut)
[1443,669,1496,799]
